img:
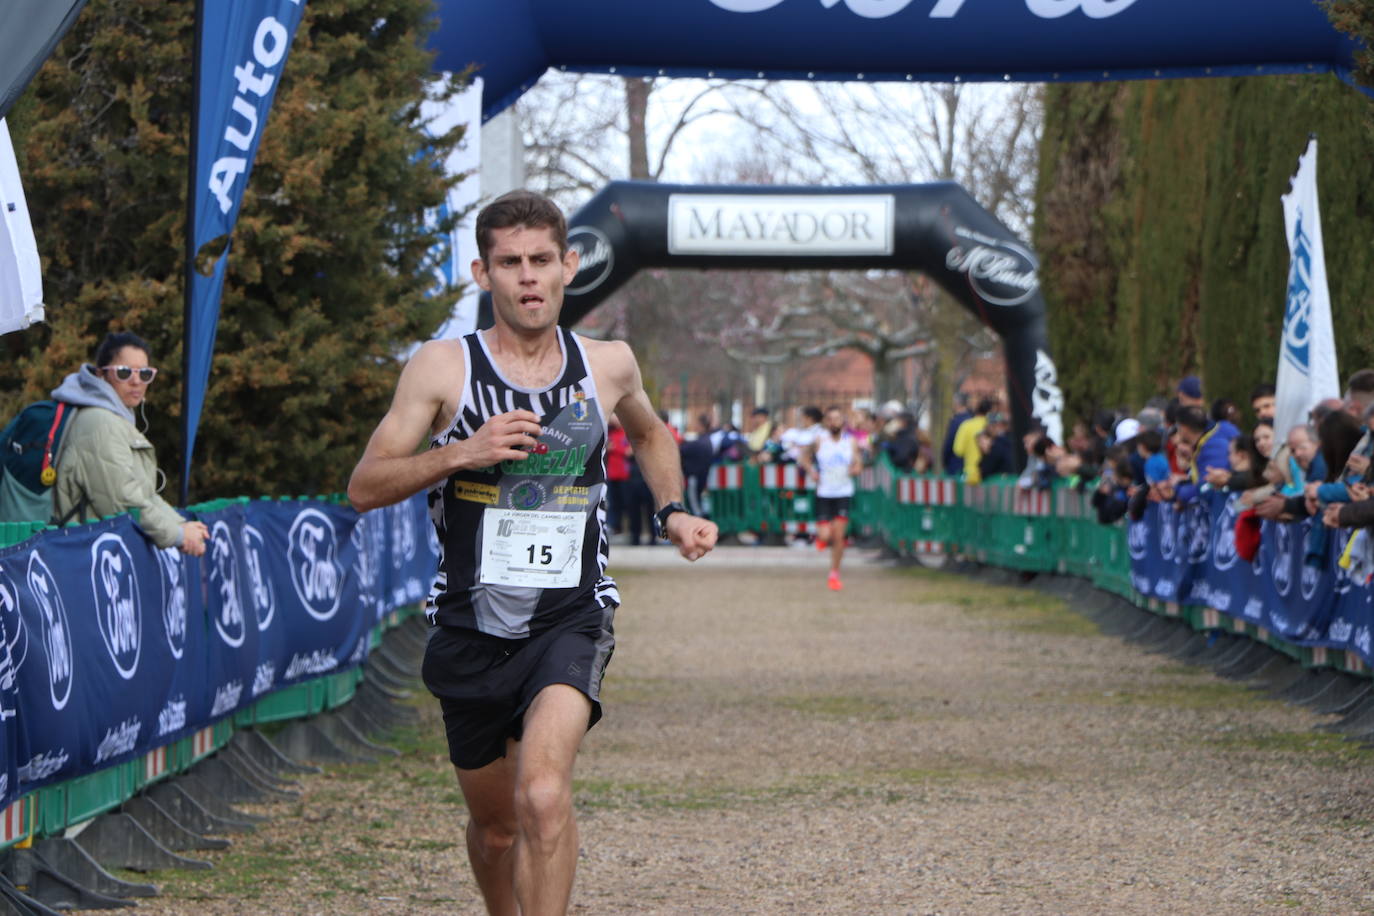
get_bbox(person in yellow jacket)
[51,332,208,555]
[952,397,994,484]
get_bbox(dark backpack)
[0,401,76,522]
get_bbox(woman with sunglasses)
[49,332,209,556]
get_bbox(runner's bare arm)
[592,340,717,561]
[348,341,541,512]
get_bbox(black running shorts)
[815,496,852,522]
[420,606,616,771]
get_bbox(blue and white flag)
[1274,137,1338,442]
[184,0,306,497]
[0,118,42,336]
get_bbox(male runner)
[801,406,862,590]
[348,190,717,915]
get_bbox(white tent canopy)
[0,118,43,336]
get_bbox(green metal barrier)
[848,465,1355,684]
[0,521,49,551]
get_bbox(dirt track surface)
[137,547,1374,915]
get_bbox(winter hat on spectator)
[878,399,904,420]
[1136,406,1165,431]
[1114,418,1140,443]
[1144,453,1170,483]
[1177,375,1203,400]
[1234,509,1263,563]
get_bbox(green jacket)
[53,406,184,549]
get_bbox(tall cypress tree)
[3,0,465,499]
[1035,72,1374,424]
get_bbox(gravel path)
[136,548,1374,914]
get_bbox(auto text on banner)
[183,0,307,497]
[1273,137,1339,441]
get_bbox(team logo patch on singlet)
[571,391,589,422]
[509,481,548,510]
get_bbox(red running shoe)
[827,571,843,591]
[816,539,828,551]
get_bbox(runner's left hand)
[666,512,718,562]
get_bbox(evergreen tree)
[1034,72,1374,426]
[4,0,465,500]
[1327,1,1374,89]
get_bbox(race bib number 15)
[480,508,586,589]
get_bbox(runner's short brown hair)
[475,190,568,264]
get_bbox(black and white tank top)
[425,328,618,637]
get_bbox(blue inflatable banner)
[184,0,307,499]
[1129,491,1374,665]
[0,494,435,811]
[432,0,1365,120]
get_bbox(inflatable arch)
[480,181,1065,450]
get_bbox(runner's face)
[824,410,845,434]
[474,224,578,334]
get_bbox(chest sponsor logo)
[91,533,141,680]
[289,508,343,621]
[508,480,549,511]
[500,445,589,477]
[454,480,499,505]
[570,391,590,422]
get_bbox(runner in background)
[801,406,863,590]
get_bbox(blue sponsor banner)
[433,0,1364,121]
[0,493,435,809]
[185,0,307,490]
[1130,490,1374,665]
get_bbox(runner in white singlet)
[802,406,863,591]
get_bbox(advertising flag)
[0,119,43,336]
[183,0,306,502]
[1274,138,1339,442]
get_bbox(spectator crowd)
[606,371,1374,581]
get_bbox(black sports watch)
[653,501,688,541]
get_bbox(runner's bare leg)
[830,516,848,574]
[455,754,519,916]
[514,683,592,915]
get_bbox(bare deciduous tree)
[514,73,1042,430]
